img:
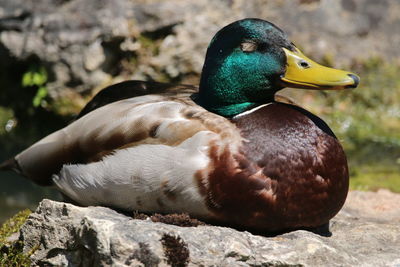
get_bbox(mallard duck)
[0,18,359,232]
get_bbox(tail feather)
[0,158,22,174]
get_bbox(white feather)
[53,131,218,217]
[233,103,272,119]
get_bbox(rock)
[19,191,400,266]
[1,0,400,95]
[343,189,400,223]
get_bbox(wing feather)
[14,89,241,185]
[76,80,197,119]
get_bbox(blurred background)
[0,0,399,223]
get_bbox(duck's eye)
[240,42,257,52]
[298,60,310,69]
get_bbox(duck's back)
[9,82,242,186]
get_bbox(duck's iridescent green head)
[196,18,360,117]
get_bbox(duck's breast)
[204,102,349,231]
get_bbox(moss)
[225,251,252,262]
[132,211,207,227]
[150,213,206,227]
[126,242,160,266]
[129,34,177,83]
[0,209,31,243]
[160,234,189,267]
[137,35,160,55]
[50,91,86,117]
[0,209,32,267]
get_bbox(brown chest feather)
[205,103,349,232]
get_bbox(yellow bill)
[281,47,360,90]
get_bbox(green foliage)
[0,210,30,243]
[137,35,160,55]
[350,164,400,192]
[330,58,400,146]
[0,107,14,135]
[323,59,400,170]
[21,66,48,107]
[0,210,32,267]
[126,34,176,83]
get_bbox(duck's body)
[0,19,358,232]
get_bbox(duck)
[0,18,359,232]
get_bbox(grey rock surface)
[20,190,400,266]
[1,0,400,95]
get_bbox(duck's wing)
[8,88,241,186]
[77,80,198,119]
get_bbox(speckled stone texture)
[19,190,400,266]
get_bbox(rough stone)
[19,190,400,266]
[1,0,400,95]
